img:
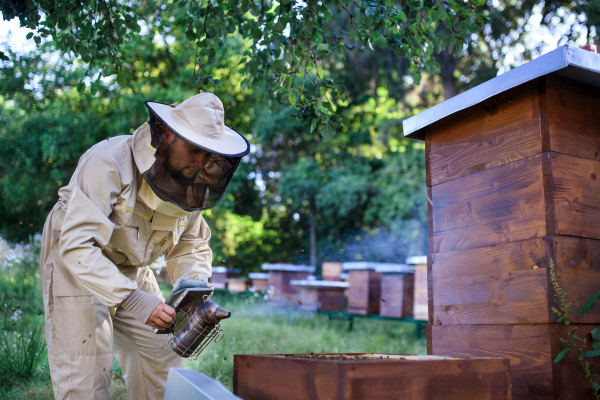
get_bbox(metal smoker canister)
[169,300,231,358]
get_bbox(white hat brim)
[145,101,250,157]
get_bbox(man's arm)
[164,212,212,283]
[58,150,162,324]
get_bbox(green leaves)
[3,0,485,126]
[584,350,600,358]
[116,71,126,87]
[591,326,600,351]
[578,290,600,315]
[554,347,571,364]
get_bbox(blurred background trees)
[0,0,598,273]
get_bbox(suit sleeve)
[165,212,213,283]
[58,151,139,307]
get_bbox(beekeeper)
[39,93,249,400]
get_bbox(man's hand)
[146,302,176,330]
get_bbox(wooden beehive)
[376,264,415,319]
[234,354,512,400]
[290,280,349,312]
[321,262,343,279]
[403,46,600,400]
[343,262,382,315]
[248,272,270,292]
[407,256,428,321]
[262,264,315,305]
[227,278,249,292]
[210,266,228,290]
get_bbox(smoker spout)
[215,308,231,321]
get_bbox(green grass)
[184,291,426,390]
[0,255,426,398]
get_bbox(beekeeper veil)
[139,93,250,211]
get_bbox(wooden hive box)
[376,264,415,319]
[227,277,249,292]
[234,353,512,400]
[407,256,428,321]
[290,280,349,312]
[210,266,228,290]
[342,262,383,315]
[262,263,315,305]
[403,46,600,400]
[248,272,270,292]
[322,262,343,279]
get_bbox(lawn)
[0,241,426,399]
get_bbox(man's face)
[162,127,212,181]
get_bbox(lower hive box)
[234,353,511,400]
[290,280,349,312]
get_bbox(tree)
[1,0,485,128]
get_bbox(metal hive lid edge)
[402,45,600,140]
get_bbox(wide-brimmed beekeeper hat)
[139,93,250,211]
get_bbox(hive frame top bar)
[402,45,600,140]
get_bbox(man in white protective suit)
[39,93,249,400]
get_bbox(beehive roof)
[403,45,600,140]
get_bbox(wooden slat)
[547,74,600,161]
[433,268,549,325]
[234,354,511,400]
[552,152,600,240]
[348,270,382,315]
[431,238,548,325]
[432,155,546,253]
[430,324,553,400]
[432,237,547,280]
[380,274,414,318]
[412,262,428,322]
[550,236,600,324]
[427,80,542,186]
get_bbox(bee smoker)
[156,279,231,359]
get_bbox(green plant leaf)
[77,81,86,94]
[288,93,296,107]
[117,71,126,86]
[554,347,570,363]
[584,350,600,358]
[26,32,34,40]
[365,7,378,17]
[578,291,600,315]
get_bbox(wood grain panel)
[547,74,600,161]
[427,80,542,186]
[550,236,600,324]
[433,268,549,325]
[234,354,512,400]
[430,324,553,400]
[432,155,546,253]
[432,237,547,280]
[347,270,381,315]
[431,238,548,324]
[551,152,600,240]
[380,273,414,318]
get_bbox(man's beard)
[165,142,197,185]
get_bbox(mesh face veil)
[142,111,242,211]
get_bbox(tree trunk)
[309,198,317,267]
[437,49,458,100]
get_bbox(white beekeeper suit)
[39,93,249,400]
